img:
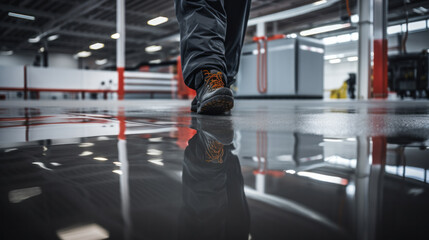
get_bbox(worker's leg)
[175,0,227,90]
[224,0,252,86]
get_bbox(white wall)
[50,53,78,69]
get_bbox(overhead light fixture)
[95,59,108,65]
[147,16,168,26]
[145,45,162,53]
[89,43,104,50]
[347,56,358,62]
[336,33,351,43]
[313,0,327,5]
[351,14,359,23]
[149,59,162,64]
[413,7,428,15]
[39,47,45,53]
[111,33,120,39]
[28,36,41,43]
[0,50,13,56]
[75,51,91,58]
[329,59,341,64]
[286,33,297,38]
[300,23,350,36]
[8,12,35,21]
[47,35,59,41]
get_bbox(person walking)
[175,0,252,114]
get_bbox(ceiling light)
[347,56,358,62]
[95,59,108,65]
[149,59,162,64]
[300,23,350,36]
[8,12,35,21]
[147,16,168,26]
[47,35,59,41]
[145,45,162,53]
[111,33,120,39]
[351,14,359,23]
[329,59,341,64]
[39,47,45,53]
[387,25,402,35]
[336,33,351,43]
[322,36,337,45]
[0,50,13,56]
[89,43,104,50]
[75,51,91,58]
[286,33,297,38]
[413,7,428,15]
[28,36,40,43]
[313,0,327,5]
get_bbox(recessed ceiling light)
[47,35,59,41]
[329,59,341,64]
[75,51,91,58]
[351,14,359,23]
[95,59,108,65]
[347,56,358,62]
[89,43,104,50]
[8,12,35,21]
[28,36,40,43]
[145,45,162,53]
[300,23,351,36]
[147,16,168,26]
[111,33,120,39]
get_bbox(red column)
[373,39,388,98]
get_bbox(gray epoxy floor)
[1,99,429,240]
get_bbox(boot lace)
[203,70,224,89]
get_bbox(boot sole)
[197,95,234,115]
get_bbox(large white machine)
[235,36,324,98]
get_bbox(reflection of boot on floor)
[179,118,250,240]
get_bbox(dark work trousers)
[175,0,252,90]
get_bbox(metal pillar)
[117,0,125,100]
[357,0,373,100]
[355,136,371,240]
[373,0,388,98]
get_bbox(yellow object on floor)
[330,81,348,99]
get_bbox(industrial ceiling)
[0,0,428,68]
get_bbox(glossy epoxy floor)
[1,99,429,240]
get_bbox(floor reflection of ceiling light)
[79,143,94,147]
[43,146,48,151]
[285,169,296,174]
[57,223,109,240]
[32,162,52,171]
[93,157,108,161]
[4,148,18,153]
[297,171,348,185]
[50,162,61,166]
[147,149,162,156]
[97,136,110,141]
[113,161,121,166]
[79,151,93,156]
[112,170,122,175]
[148,159,164,166]
[9,187,41,203]
[149,137,163,142]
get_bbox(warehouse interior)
[1,0,429,240]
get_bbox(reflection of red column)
[118,107,126,140]
[372,136,387,165]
